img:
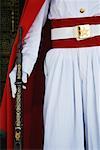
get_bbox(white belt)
[51,24,100,41]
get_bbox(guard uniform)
[21,0,100,149]
[0,0,100,149]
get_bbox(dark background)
[0,0,25,149]
[0,0,25,101]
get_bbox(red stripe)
[52,36,100,48]
[51,16,100,28]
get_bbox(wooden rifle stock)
[14,27,23,150]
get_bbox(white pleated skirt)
[43,46,100,150]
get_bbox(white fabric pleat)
[43,46,100,150]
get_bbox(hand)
[9,66,28,98]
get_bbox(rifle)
[14,27,23,150]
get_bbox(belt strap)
[50,16,100,48]
[51,36,100,48]
[51,16,100,28]
[51,25,100,40]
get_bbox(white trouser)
[43,46,100,150]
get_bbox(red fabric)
[51,17,100,48]
[52,36,100,48]
[51,16,100,28]
[0,0,51,149]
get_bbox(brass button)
[80,8,85,13]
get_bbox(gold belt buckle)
[74,24,91,40]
